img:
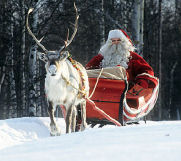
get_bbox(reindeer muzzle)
[48,65,57,76]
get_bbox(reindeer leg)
[75,104,81,132]
[65,105,73,134]
[48,101,61,136]
[71,105,77,132]
[80,101,87,131]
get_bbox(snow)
[0,117,181,161]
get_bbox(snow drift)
[0,117,181,161]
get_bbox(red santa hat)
[107,29,133,45]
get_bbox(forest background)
[0,0,180,121]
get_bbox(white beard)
[100,39,135,69]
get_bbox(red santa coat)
[86,51,157,88]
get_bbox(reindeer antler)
[26,8,48,53]
[59,3,79,52]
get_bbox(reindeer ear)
[37,52,48,62]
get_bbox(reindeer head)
[26,4,79,76]
[38,50,69,76]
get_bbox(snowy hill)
[0,117,181,161]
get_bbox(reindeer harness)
[60,52,87,98]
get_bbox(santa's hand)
[136,79,148,89]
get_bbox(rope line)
[88,68,103,99]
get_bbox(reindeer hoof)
[50,132,61,136]
[50,124,61,136]
[80,122,87,131]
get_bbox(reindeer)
[26,4,89,136]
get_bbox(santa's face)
[107,41,125,56]
[111,38,121,45]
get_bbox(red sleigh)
[86,67,159,126]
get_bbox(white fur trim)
[108,29,127,40]
[136,73,158,81]
[124,80,159,116]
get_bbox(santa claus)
[86,29,157,89]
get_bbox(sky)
[0,117,181,161]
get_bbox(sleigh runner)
[86,66,159,126]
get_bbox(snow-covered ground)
[0,117,181,161]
